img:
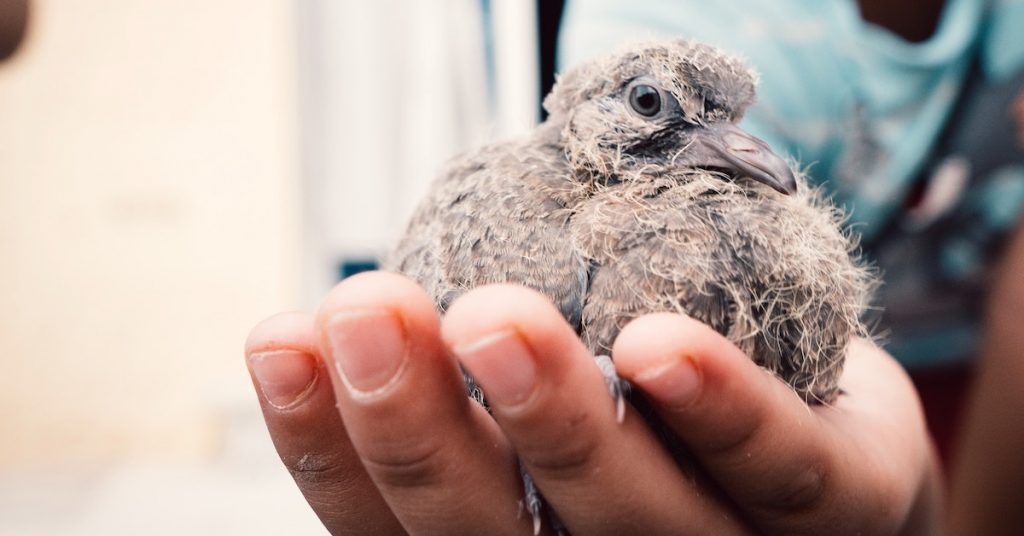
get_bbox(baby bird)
[387,38,874,534]
[388,38,872,404]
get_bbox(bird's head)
[545,39,796,194]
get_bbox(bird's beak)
[686,123,797,195]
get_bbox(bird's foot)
[520,461,543,535]
[520,461,566,535]
[594,354,631,423]
[462,369,488,409]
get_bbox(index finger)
[315,272,542,535]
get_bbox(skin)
[856,0,946,43]
[948,221,1024,532]
[246,271,942,535]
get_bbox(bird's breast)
[569,173,755,264]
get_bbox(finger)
[818,338,934,528]
[245,312,404,535]
[316,272,541,536]
[613,314,924,534]
[443,285,751,536]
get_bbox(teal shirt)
[560,0,1024,366]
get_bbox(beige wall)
[0,1,301,467]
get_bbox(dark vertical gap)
[339,259,380,280]
[537,0,566,121]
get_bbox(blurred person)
[243,0,1024,533]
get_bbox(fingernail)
[633,355,701,407]
[452,330,536,407]
[249,350,319,409]
[326,309,408,395]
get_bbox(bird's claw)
[594,354,631,423]
[520,461,543,535]
[462,369,488,409]
[520,461,568,535]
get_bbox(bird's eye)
[628,84,662,117]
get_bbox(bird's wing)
[573,178,738,354]
[385,140,588,329]
[575,175,870,402]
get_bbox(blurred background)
[0,0,560,533]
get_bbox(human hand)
[949,221,1024,534]
[245,271,941,535]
